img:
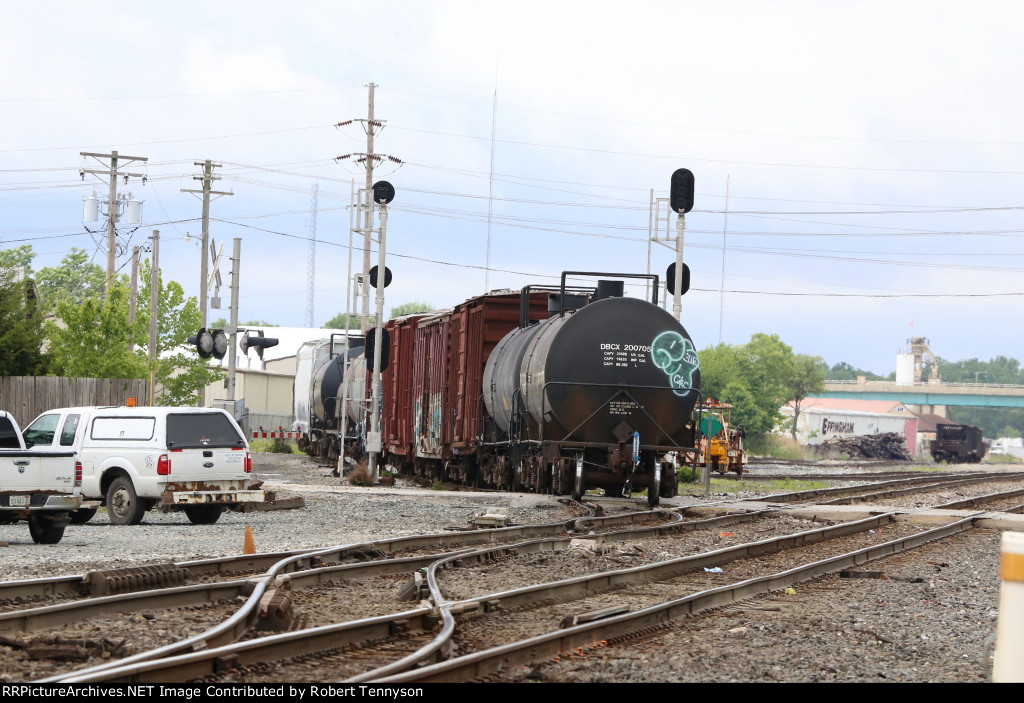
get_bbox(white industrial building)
[781,398,918,456]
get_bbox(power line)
[383,86,1024,148]
[388,124,1024,176]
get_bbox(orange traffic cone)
[243,525,256,555]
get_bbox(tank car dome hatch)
[546,292,590,316]
[485,296,700,445]
[594,279,624,300]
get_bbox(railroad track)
[5,474,1022,683]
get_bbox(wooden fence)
[0,376,150,427]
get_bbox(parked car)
[21,406,264,525]
[0,410,81,543]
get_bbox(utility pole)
[335,83,402,333]
[227,238,241,402]
[80,150,148,296]
[148,230,159,405]
[128,246,140,352]
[363,82,375,332]
[182,160,232,327]
[305,183,318,327]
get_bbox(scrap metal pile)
[813,432,913,461]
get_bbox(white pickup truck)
[21,406,264,525]
[0,410,81,544]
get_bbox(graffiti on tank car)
[651,331,699,396]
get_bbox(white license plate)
[9,495,29,507]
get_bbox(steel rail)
[0,578,255,635]
[35,507,698,681]
[350,512,901,682]
[0,508,606,604]
[820,474,1024,505]
[59,608,436,684]
[754,472,1021,504]
[39,509,772,683]
[374,516,978,683]
[934,486,1024,510]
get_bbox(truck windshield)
[166,413,245,449]
[23,414,59,448]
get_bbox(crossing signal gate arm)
[240,330,279,360]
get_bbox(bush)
[249,437,297,454]
[348,466,373,486]
[746,434,813,460]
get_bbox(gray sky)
[3,1,1024,374]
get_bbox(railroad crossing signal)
[188,328,228,360]
[240,330,279,360]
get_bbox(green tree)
[788,354,827,439]
[323,312,371,329]
[35,248,106,307]
[0,245,35,273]
[136,261,224,406]
[0,268,48,376]
[46,285,148,379]
[389,301,434,319]
[826,361,887,381]
[697,334,806,439]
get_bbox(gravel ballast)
[0,453,1019,683]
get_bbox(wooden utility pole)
[182,160,232,327]
[335,83,403,332]
[362,83,375,331]
[148,230,159,405]
[128,246,140,352]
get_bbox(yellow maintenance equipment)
[697,400,748,475]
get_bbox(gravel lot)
[0,453,580,581]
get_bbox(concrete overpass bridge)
[816,380,1024,413]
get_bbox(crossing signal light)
[666,263,691,295]
[241,330,279,360]
[669,168,695,214]
[188,328,228,360]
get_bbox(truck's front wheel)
[107,477,146,525]
[28,513,66,544]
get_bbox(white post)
[337,180,356,480]
[993,530,1024,682]
[366,204,388,482]
[672,214,685,321]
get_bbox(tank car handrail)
[518,284,594,328]
[558,271,660,315]
[540,381,702,447]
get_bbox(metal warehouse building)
[781,398,918,456]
